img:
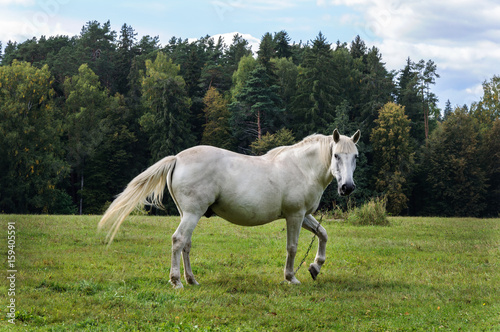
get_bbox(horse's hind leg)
[170,213,201,289]
[302,214,328,280]
[182,239,199,285]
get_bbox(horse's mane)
[265,133,358,166]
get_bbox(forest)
[0,20,498,217]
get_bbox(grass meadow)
[0,214,499,331]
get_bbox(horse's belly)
[211,196,282,226]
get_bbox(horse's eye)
[334,154,340,160]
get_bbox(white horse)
[99,129,360,288]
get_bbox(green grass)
[1,214,499,331]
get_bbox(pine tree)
[226,33,253,72]
[273,31,292,59]
[350,35,367,59]
[291,32,338,137]
[140,52,194,160]
[257,32,276,75]
[77,20,117,92]
[396,58,440,145]
[230,65,283,150]
[115,24,137,94]
[443,99,452,121]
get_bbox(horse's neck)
[287,141,333,187]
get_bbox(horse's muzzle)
[339,183,356,196]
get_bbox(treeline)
[0,21,498,217]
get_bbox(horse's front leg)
[284,214,304,284]
[301,214,328,280]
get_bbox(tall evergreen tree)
[1,41,18,65]
[230,65,283,150]
[226,33,253,72]
[273,31,292,59]
[443,99,453,121]
[115,24,137,94]
[396,58,439,145]
[199,35,232,91]
[291,32,338,137]
[350,35,367,59]
[140,52,195,160]
[257,32,276,75]
[77,20,117,91]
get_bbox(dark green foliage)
[291,32,338,138]
[422,108,487,217]
[1,22,498,216]
[482,119,500,216]
[140,52,195,160]
[230,64,284,150]
[0,61,69,213]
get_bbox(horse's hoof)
[169,279,184,289]
[187,279,200,286]
[308,263,320,280]
[285,276,301,285]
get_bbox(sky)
[1,0,500,110]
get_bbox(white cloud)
[0,0,34,5]
[329,0,500,107]
[0,1,81,44]
[212,32,260,53]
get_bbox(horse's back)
[171,146,285,225]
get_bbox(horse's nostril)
[341,183,355,195]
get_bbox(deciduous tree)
[201,87,233,150]
[371,102,414,215]
[422,107,487,216]
[0,61,68,213]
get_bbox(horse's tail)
[98,156,177,245]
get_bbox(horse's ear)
[351,130,361,144]
[333,129,340,143]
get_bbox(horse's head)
[331,129,360,196]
